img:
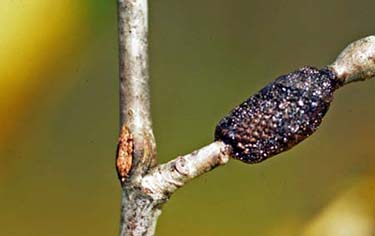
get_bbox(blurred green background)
[1,0,375,235]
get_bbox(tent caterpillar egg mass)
[215,66,343,163]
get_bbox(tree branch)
[141,141,232,201]
[117,0,157,236]
[116,2,375,232]
[118,141,231,236]
[117,0,156,183]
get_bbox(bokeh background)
[1,0,375,235]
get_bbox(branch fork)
[116,1,375,234]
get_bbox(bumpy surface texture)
[215,67,342,163]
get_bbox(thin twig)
[137,36,375,207]
[330,35,375,84]
[141,141,232,201]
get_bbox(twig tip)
[330,35,375,85]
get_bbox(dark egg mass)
[215,66,342,164]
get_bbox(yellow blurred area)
[302,175,375,236]
[0,0,88,144]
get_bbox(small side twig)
[141,141,232,201]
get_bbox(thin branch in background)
[115,0,375,234]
